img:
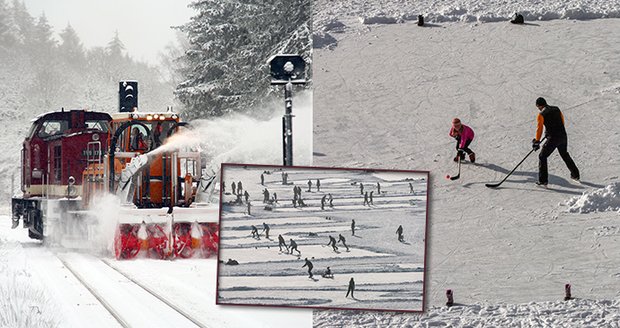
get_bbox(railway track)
[56,252,209,328]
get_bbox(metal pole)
[283,81,294,166]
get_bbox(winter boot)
[469,152,476,163]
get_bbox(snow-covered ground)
[217,165,428,312]
[313,0,620,325]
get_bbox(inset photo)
[216,164,429,312]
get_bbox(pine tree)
[59,23,85,66]
[175,0,311,119]
[10,0,34,45]
[0,0,18,48]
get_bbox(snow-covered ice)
[217,165,428,312]
[313,0,620,325]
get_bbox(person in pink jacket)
[449,118,475,163]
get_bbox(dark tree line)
[174,0,312,119]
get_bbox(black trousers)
[539,138,580,184]
[455,137,474,156]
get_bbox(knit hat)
[536,97,547,106]
[452,118,461,125]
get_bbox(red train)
[11,82,219,259]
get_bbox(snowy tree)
[10,0,33,45]
[0,0,18,47]
[175,0,311,119]
[59,23,85,66]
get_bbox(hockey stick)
[485,136,546,188]
[446,154,461,181]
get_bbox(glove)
[532,139,540,151]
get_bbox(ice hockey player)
[302,258,314,278]
[449,118,476,163]
[327,235,339,252]
[351,219,356,236]
[396,225,404,242]
[532,97,580,186]
[278,234,288,252]
[346,277,355,298]
[322,266,333,278]
[338,233,349,251]
[289,239,301,255]
[262,222,270,239]
[251,225,260,239]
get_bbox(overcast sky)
[24,0,194,65]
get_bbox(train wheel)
[147,224,169,259]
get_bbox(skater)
[327,235,339,252]
[532,97,580,186]
[346,277,355,298]
[278,234,288,252]
[307,179,312,192]
[261,173,265,185]
[369,191,374,205]
[316,179,321,192]
[396,225,404,242]
[237,181,243,194]
[289,238,301,255]
[449,118,476,163]
[328,193,334,207]
[338,233,349,251]
[351,219,356,236]
[322,266,333,278]
[321,195,327,210]
[363,192,369,206]
[244,190,249,203]
[360,183,364,195]
[231,181,236,195]
[251,225,259,239]
[302,258,314,278]
[262,222,270,239]
[377,182,381,194]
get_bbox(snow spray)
[148,90,312,167]
[446,289,454,306]
[88,194,123,256]
[564,283,572,301]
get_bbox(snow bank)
[314,298,620,327]
[566,183,620,213]
[314,0,620,48]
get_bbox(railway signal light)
[119,80,138,112]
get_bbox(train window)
[38,120,68,138]
[53,145,62,183]
[85,120,109,132]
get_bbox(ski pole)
[485,136,546,188]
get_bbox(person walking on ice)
[346,277,355,298]
[307,179,312,192]
[369,191,374,205]
[289,239,301,255]
[338,233,349,251]
[363,192,369,206]
[231,181,236,195]
[396,225,404,242]
[244,190,249,203]
[360,183,364,195]
[302,258,314,278]
[316,179,321,192]
[449,118,476,163]
[327,235,339,252]
[351,219,356,236]
[532,97,580,186]
[377,182,381,194]
[262,222,270,239]
[260,173,264,185]
[278,234,288,252]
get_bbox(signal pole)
[267,55,307,166]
